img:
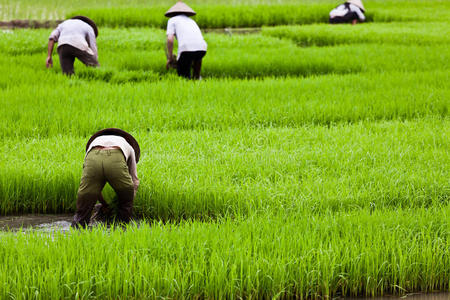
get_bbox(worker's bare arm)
[166,34,175,69]
[46,39,55,68]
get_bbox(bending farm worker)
[165,1,207,79]
[329,0,366,25]
[46,16,99,75]
[72,128,140,228]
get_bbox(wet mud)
[203,27,261,34]
[0,20,62,29]
[352,293,449,300]
[0,214,72,232]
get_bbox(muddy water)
[351,293,449,299]
[0,214,72,232]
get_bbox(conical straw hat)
[347,0,365,12]
[165,1,196,17]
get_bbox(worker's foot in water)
[90,203,113,225]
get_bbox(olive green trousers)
[72,148,134,228]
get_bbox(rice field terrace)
[0,0,449,299]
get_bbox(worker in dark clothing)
[46,16,99,75]
[329,0,366,24]
[72,128,140,228]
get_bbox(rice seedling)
[0,207,448,299]
[2,28,449,80]
[1,68,448,137]
[262,22,450,46]
[1,119,448,218]
[66,1,450,28]
[2,0,446,22]
[0,1,448,298]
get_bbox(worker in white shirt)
[46,16,99,75]
[72,128,140,228]
[329,0,366,25]
[165,2,207,79]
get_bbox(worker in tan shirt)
[46,16,99,75]
[72,128,140,228]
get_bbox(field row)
[1,70,448,137]
[1,119,448,217]
[2,0,449,23]
[68,4,402,28]
[1,207,448,299]
[1,27,448,82]
[262,22,450,46]
[4,24,450,54]
[72,3,450,28]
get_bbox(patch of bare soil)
[0,214,72,231]
[0,20,62,29]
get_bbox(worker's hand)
[133,179,140,191]
[46,56,53,68]
[166,59,173,70]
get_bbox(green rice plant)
[1,119,448,218]
[67,2,450,28]
[0,0,336,21]
[262,22,450,46]
[2,0,449,22]
[0,66,448,137]
[0,8,448,300]
[69,4,332,29]
[0,207,448,299]
[2,28,450,80]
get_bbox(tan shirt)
[86,135,139,187]
[49,19,98,58]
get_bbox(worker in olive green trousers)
[72,128,140,228]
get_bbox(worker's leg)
[103,149,135,224]
[176,52,193,79]
[57,45,76,75]
[192,51,206,80]
[74,47,100,67]
[72,149,106,228]
[329,16,346,24]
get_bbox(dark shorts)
[329,12,359,24]
[57,44,99,75]
[177,51,206,79]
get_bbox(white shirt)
[86,135,138,185]
[330,3,366,21]
[166,15,207,59]
[49,19,98,58]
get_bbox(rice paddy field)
[0,0,449,299]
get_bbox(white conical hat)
[165,1,196,17]
[348,0,365,11]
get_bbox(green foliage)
[0,2,449,298]
[262,22,450,46]
[2,28,449,80]
[69,4,332,29]
[1,120,448,218]
[67,1,450,28]
[66,1,450,28]
[0,71,448,137]
[0,208,448,299]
